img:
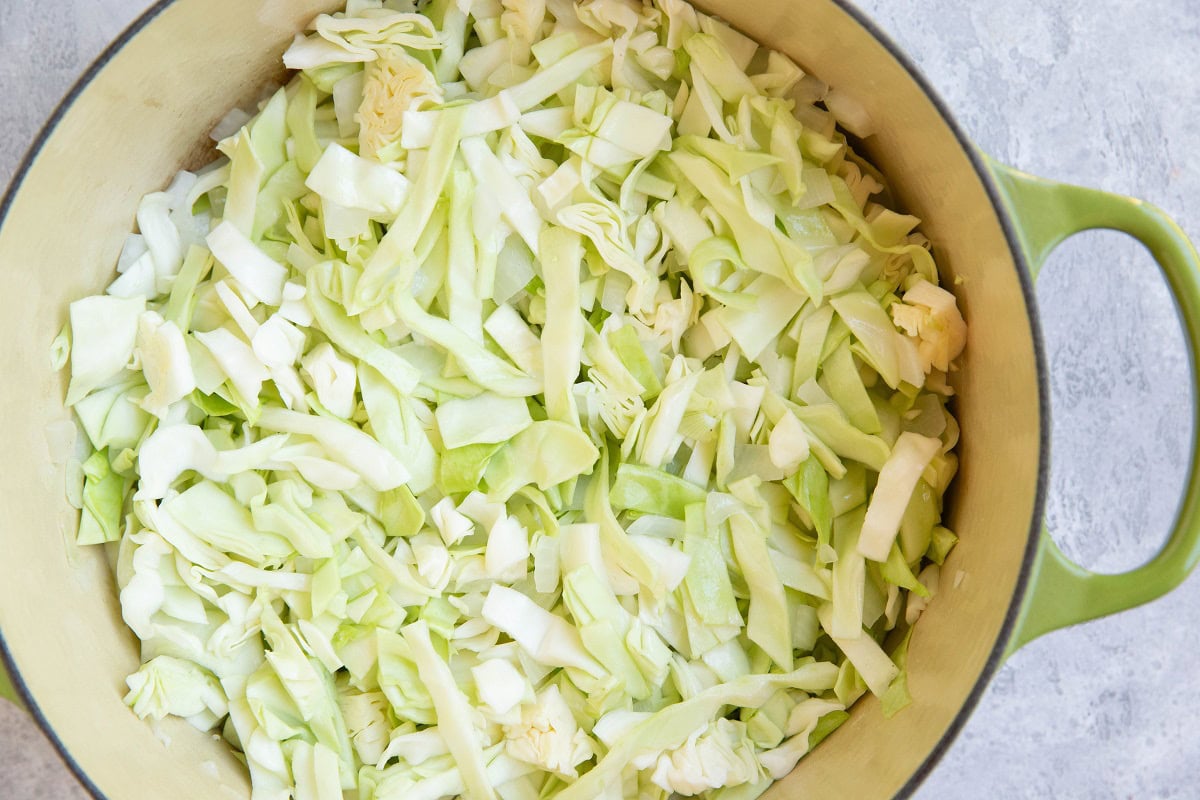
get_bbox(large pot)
[1,1,1198,798]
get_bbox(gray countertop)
[1,1,1197,798]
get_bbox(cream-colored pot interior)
[0,0,1042,797]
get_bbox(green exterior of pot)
[0,658,17,707]
[987,158,1200,658]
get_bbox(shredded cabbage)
[58,1,965,797]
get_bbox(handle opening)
[1034,229,1190,574]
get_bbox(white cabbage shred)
[59,0,966,797]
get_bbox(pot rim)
[0,1,1051,797]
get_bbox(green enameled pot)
[1,1,1198,797]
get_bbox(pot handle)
[986,157,1200,657]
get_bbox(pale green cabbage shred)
[58,0,966,797]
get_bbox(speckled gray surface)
[1,1,1196,798]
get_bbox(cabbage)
[402,620,497,800]
[306,142,411,217]
[435,393,533,449]
[481,585,603,675]
[65,295,144,405]
[538,228,584,423]
[124,655,228,730]
[556,662,838,800]
[857,432,943,562]
[77,449,126,545]
[58,0,966,797]
[206,221,287,306]
[503,684,594,778]
[891,278,968,373]
[728,513,792,671]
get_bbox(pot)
[1,1,1197,798]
